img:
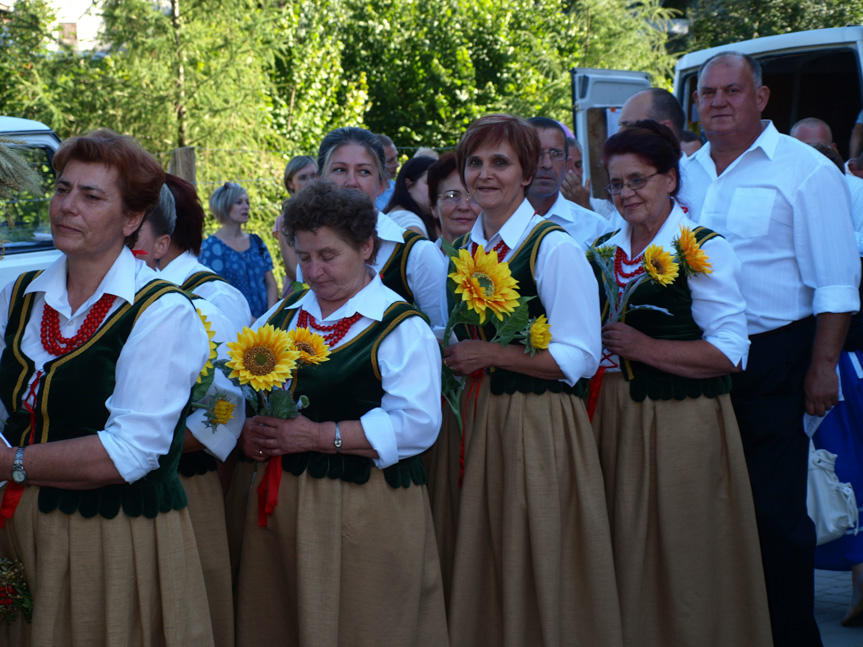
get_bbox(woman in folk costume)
[441,113,622,647]
[0,130,213,646]
[134,180,245,647]
[589,120,771,646]
[233,181,447,647]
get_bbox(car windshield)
[0,143,56,255]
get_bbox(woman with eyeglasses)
[426,152,481,247]
[442,114,620,647]
[589,120,771,646]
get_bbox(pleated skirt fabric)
[181,471,234,647]
[422,405,463,610]
[593,373,772,647]
[0,485,214,647]
[223,460,258,586]
[446,377,623,647]
[234,462,448,647]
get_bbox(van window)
[680,48,862,158]
[0,144,56,256]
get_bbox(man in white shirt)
[527,117,611,247]
[683,51,861,647]
[791,117,863,254]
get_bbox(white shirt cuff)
[187,407,243,462]
[813,285,861,316]
[98,430,158,484]
[360,407,399,469]
[547,343,598,387]
[704,330,750,371]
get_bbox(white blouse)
[163,250,253,330]
[0,248,210,483]
[602,201,750,369]
[461,198,602,386]
[255,272,442,469]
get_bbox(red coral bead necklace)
[41,294,116,356]
[471,239,510,262]
[614,247,645,288]
[297,308,363,347]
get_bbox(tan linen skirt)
[234,461,448,647]
[223,460,258,586]
[0,485,214,647]
[182,471,234,647]
[593,373,773,647]
[447,378,623,647]
[422,404,463,609]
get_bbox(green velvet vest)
[591,227,732,402]
[181,270,230,294]
[448,221,588,397]
[0,271,192,518]
[379,231,424,303]
[264,289,429,488]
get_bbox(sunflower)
[675,225,713,276]
[643,245,679,286]
[528,315,552,351]
[211,397,236,426]
[449,245,520,323]
[287,327,331,365]
[196,308,218,384]
[226,325,300,391]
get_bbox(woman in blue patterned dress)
[199,182,278,319]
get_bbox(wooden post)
[168,146,196,185]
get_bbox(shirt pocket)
[726,187,776,238]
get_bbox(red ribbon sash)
[256,455,283,527]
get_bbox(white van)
[0,116,63,289]
[571,26,863,202]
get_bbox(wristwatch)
[11,447,26,485]
[333,422,342,454]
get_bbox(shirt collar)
[543,192,576,223]
[376,211,406,243]
[158,250,199,285]
[608,200,688,256]
[467,198,536,250]
[292,269,389,323]
[695,119,777,177]
[26,247,147,318]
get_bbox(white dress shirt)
[844,174,863,255]
[542,192,612,248]
[386,209,429,237]
[163,250,253,330]
[296,213,447,332]
[461,198,601,385]
[682,120,861,334]
[255,272,442,470]
[0,248,209,483]
[603,201,750,369]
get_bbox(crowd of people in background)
[0,48,862,647]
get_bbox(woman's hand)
[442,340,493,376]
[601,322,652,362]
[240,414,316,460]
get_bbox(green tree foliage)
[686,0,863,49]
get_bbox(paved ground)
[816,569,863,647]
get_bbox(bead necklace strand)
[471,239,510,262]
[41,294,116,356]
[614,247,646,289]
[297,308,363,347]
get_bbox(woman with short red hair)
[442,114,621,647]
[0,130,214,645]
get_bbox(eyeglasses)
[538,148,566,162]
[438,190,476,205]
[605,172,660,195]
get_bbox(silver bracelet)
[333,422,342,454]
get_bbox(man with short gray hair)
[683,51,860,647]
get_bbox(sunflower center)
[471,271,495,297]
[295,341,315,356]
[244,346,277,375]
[649,258,664,272]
